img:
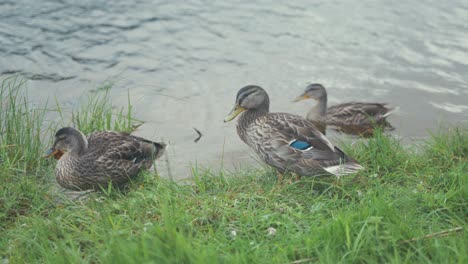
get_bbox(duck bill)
[43,148,59,158]
[292,93,311,102]
[224,105,246,122]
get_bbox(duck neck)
[306,96,327,121]
[239,108,268,126]
[237,107,268,143]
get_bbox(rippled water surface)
[1,0,467,179]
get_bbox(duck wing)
[86,131,165,177]
[250,113,361,176]
[327,102,396,126]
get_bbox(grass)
[0,77,50,172]
[0,77,467,263]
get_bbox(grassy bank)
[0,77,467,263]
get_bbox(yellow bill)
[224,105,246,122]
[292,93,311,102]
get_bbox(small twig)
[291,257,316,264]
[399,227,463,244]
[131,122,144,132]
[193,127,203,143]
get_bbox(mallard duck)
[44,127,166,191]
[224,85,363,181]
[294,84,398,136]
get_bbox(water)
[1,0,467,179]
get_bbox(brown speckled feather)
[311,102,398,136]
[326,102,395,127]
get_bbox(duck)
[224,85,363,181]
[44,127,166,191]
[293,84,398,136]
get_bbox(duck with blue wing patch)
[224,85,363,182]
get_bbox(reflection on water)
[1,0,467,179]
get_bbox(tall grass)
[68,81,137,134]
[0,77,51,173]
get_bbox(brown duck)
[294,84,398,136]
[44,127,165,190]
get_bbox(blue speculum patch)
[289,140,311,150]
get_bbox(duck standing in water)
[224,85,363,181]
[44,127,166,191]
[294,84,398,136]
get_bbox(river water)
[1,0,467,179]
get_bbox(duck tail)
[323,162,363,177]
[131,135,167,160]
[323,146,364,177]
[382,106,399,118]
[152,142,166,159]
